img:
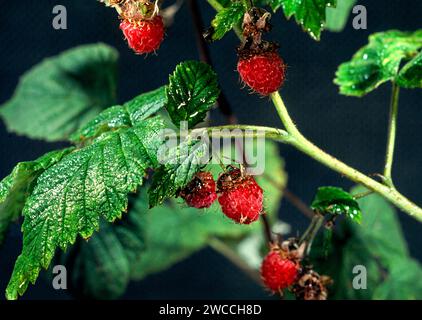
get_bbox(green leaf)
[335,30,422,96]
[130,190,256,281]
[311,186,362,223]
[211,2,246,40]
[397,51,422,88]
[0,44,118,141]
[135,140,286,280]
[59,200,145,299]
[325,0,356,32]
[0,148,73,244]
[148,138,210,208]
[5,117,165,300]
[373,260,422,300]
[70,87,167,142]
[311,186,422,299]
[270,0,337,40]
[166,61,220,128]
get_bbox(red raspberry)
[261,251,299,293]
[217,167,263,224]
[179,172,217,209]
[237,51,286,95]
[120,15,165,54]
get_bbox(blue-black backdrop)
[0,0,421,299]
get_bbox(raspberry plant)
[0,0,421,300]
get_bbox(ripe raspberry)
[237,51,286,95]
[217,167,263,224]
[120,15,165,54]
[261,251,299,293]
[179,172,217,209]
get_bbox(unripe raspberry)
[261,251,299,293]
[217,167,263,224]
[237,51,286,95]
[120,15,165,54]
[179,172,217,209]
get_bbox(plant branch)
[383,83,400,187]
[270,91,422,222]
[208,237,261,285]
[205,0,422,221]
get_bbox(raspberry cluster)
[179,166,264,224]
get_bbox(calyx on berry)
[237,8,286,95]
[217,165,264,224]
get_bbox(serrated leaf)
[397,51,422,89]
[325,0,356,32]
[58,200,145,299]
[311,186,421,300]
[0,44,118,141]
[133,140,286,280]
[70,87,167,142]
[335,30,422,96]
[0,148,73,244]
[311,186,362,223]
[211,2,246,40]
[148,138,210,207]
[5,117,165,300]
[166,61,220,128]
[271,0,337,40]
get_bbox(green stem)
[205,1,422,222]
[206,0,243,39]
[383,83,400,187]
[270,91,422,222]
[207,0,225,12]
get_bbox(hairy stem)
[270,91,422,222]
[383,83,400,187]
[205,0,422,221]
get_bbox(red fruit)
[179,172,217,209]
[217,167,263,224]
[237,51,286,95]
[261,251,298,293]
[120,15,165,54]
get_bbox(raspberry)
[179,172,217,209]
[237,51,286,95]
[217,167,263,224]
[120,15,165,54]
[261,251,299,293]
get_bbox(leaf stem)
[383,83,400,187]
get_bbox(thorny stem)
[383,83,400,187]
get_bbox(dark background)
[0,0,421,299]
